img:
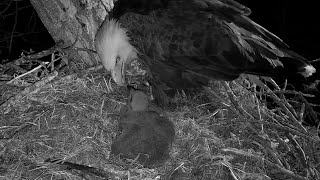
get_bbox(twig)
[299,103,306,123]
[266,77,298,119]
[11,40,65,66]
[227,118,317,141]
[256,90,315,98]
[251,76,307,133]
[252,141,283,167]
[222,81,254,120]
[7,62,49,84]
[0,71,58,114]
[310,58,320,63]
[218,81,260,135]
[287,133,308,169]
[296,92,318,125]
[223,148,309,180]
[45,158,114,179]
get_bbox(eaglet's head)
[95,18,137,86]
[128,87,149,112]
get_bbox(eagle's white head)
[95,18,137,86]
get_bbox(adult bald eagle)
[95,0,316,102]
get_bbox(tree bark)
[29,0,114,67]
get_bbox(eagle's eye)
[116,56,121,65]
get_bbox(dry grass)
[0,68,320,180]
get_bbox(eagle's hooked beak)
[111,60,126,86]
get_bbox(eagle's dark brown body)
[95,0,316,104]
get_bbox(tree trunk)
[29,0,114,67]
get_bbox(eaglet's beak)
[111,60,126,86]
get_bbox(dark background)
[238,0,319,61]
